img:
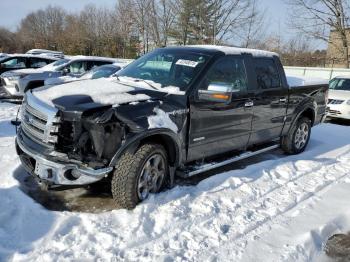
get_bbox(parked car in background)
[26,49,64,59]
[16,45,328,209]
[327,76,350,120]
[0,53,8,60]
[44,63,128,86]
[0,54,59,75]
[1,56,122,96]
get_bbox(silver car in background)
[1,56,126,96]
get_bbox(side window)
[254,58,281,89]
[1,58,26,68]
[200,56,248,93]
[95,61,111,67]
[68,61,87,74]
[29,58,49,68]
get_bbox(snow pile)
[1,103,350,261]
[33,78,150,106]
[187,45,279,57]
[287,75,328,87]
[147,108,178,133]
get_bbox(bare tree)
[0,27,18,53]
[133,0,152,54]
[18,6,66,50]
[239,0,268,48]
[157,0,177,46]
[286,0,350,67]
[115,0,138,57]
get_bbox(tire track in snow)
[196,151,350,261]
[120,150,350,261]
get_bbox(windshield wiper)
[115,75,160,91]
[134,78,159,91]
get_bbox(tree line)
[0,0,266,58]
[0,0,347,67]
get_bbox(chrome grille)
[328,99,344,105]
[20,92,60,147]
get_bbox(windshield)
[116,49,209,92]
[330,78,350,91]
[82,65,120,79]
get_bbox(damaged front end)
[16,92,136,187]
[56,110,127,169]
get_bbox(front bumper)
[16,133,113,186]
[327,104,350,120]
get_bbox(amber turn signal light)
[211,93,230,100]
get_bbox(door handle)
[244,101,254,107]
[279,98,287,103]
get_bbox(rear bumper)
[16,130,113,186]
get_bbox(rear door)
[248,57,289,145]
[187,55,254,162]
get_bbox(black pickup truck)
[16,46,328,209]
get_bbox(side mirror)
[198,83,238,103]
[62,68,70,75]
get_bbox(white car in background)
[327,76,350,120]
[44,64,124,86]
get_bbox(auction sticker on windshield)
[176,59,199,67]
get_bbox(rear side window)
[68,61,87,74]
[254,58,281,89]
[87,60,112,70]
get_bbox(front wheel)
[281,117,311,154]
[111,143,168,209]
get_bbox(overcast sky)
[0,0,326,49]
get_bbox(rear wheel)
[111,143,168,209]
[281,117,311,154]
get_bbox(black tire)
[111,143,168,209]
[281,117,311,155]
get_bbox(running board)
[178,144,280,178]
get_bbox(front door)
[187,55,253,162]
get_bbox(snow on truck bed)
[1,102,350,261]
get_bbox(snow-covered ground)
[0,102,350,261]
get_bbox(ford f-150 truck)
[15,45,328,209]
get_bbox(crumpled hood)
[32,78,167,110]
[329,89,350,101]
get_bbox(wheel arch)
[109,129,182,168]
[299,107,316,126]
[291,103,317,130]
